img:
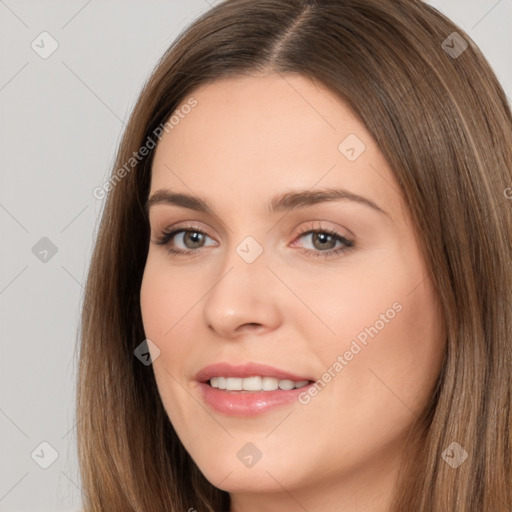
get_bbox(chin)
[199,463,294,493]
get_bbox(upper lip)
[195,362,314,383]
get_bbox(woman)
[77,0,512,510]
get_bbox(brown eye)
[153,226,217,255]
[294,228,355,259]
[310,232,338,251]
[181,231,206,249]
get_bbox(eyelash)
[153,223,355,259]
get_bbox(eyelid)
[293,220,351,236]
[156,220,217,239]
[154,219,350,240]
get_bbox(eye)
[152,224,217,256]
[292,224,355,259]
[152,222,356,259]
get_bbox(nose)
[202,250,282,339]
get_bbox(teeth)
[209,376,311,391]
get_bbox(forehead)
[149,73,404,222]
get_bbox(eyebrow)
[145,187,389,217]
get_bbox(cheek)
[140,257,204,339]
[139,262,197,390]
[314,266,445,431]
[139,261,206,434]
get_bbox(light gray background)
[0,1,510,511]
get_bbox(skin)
[139,73,446,512]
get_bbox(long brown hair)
[77,0,512,510]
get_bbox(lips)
[195,362,314,383]
[195,362,315,418]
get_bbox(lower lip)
[198,382,313,417]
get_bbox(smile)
[209,376,311,391]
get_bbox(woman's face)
[140,73,446,507]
